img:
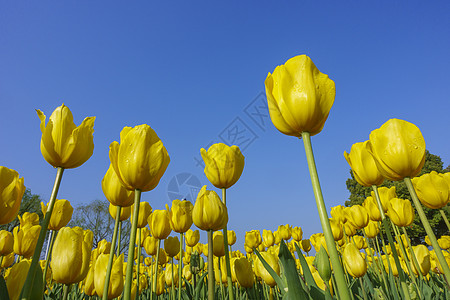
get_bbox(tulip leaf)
[0,275,9,300]
[278,240,309,299]
[193,271,208,300]
[294,242,319,289]
[253,248,286,293]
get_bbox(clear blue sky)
[1,1,449,250]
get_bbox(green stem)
[123,189,142,300]
[371,185,411,300]
[440,209,450,232]
[117,220,122,256]
[402,227,423,298]
[43,230,57,285]
[404,177,450,282]
[207,230,215,300]
[150,256,154,300]
[20,167,65,300]
[301,132,351,300]
[137,228,141,300]
[221,188,235,300]
[153,239,161,297]
[62,284,71,300]
[178,232,183,300]
[171,257,175,300]
[359,277,367,300]
[102,205,122,300]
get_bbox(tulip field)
[2,54,450,300]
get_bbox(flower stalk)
[222,188,234,300]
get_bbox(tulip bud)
[167,199,194,233]
[292,226,303,242]
[94,253,124,299]
[263,230,274,248]
[192,186,228,231]
[1,253,14,269]
[227,230,237,246]
[148,209,172,240]
[37,104,95,169]
[277,224,292,240]
[314,246,332,282]
[0,230,14,256]
[234,257,254,288]
[18,212,40,227]
[330,205,346,224]
[0,166,25,225]
[131,201,152,229]
[185,229,200,247]
[254,251,280,287]
[213,233,225,257]
[411,245,431,276]
[265,55,335,137]
[200,143,245,189]
[329,218,343,241]
[343,243,367,278]
[365,220,380,239]
[13,224,41,258]
[363,196,382,222]
[345,205,369,230]
[386,198,414,227]
[301,239,312,253]
[344,141,384,187]
[109,203,132,221]
[412,171,449,209]
[164,236,180,258]
[102,164,135,207]
[41,199,73,231]
[165,263,178,286]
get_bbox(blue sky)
[1,1,449,250]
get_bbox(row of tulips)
[1,53,450,299]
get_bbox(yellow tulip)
[194,243,203,255]
[0,166,25,225]
[109,124,170,192]
[13,224,41,258]
[363,196,382,222]
[185,229,200,247]
[227,230,237,246]
[41,199,73,231]
[438,236,450,250]
[254,251,280,286]
[330,205,347,224]
[344,141,385,187]
[97,239,111,255]
[102,164,135,207]
[51,226,93,284]
[165,263,178,286]
[411,245,431,276]
[311,270,333,294]
[367,119,426,181]
[37,104,95,169]
[192,186,228,231]
[244,230,261,250]
[371,186,397,213]
[140,227,151,247]
[131,201,152,228]
[277,224,292,240]
[83,262,96,296]
[108,203,131,221]
[155,272,165,295]
[167,199,193,233]
[264,54,335,137]
[352,236,367,250]
[343,222,357,237]
[301,239,312,253]
[234,257,254,288]
[183,264,192,281]
[310,233,327,253]
[148,209,172,240]
[292,226,303,242]
[6,259,31,300]
[344,205,369,230]
[412,171,449,209]
[18,212,40,227]
[213,233,225,257]
[164,236,180,258]
[386,198,414,227]
[343,243,367,278]
[200,143,245,189]
[425,236,432,246]
[263,230,274,248]
[94,253,124,299]
[365,220,380,239]
[382,255,399,277]
[1,253,14,269]
[329,218,343,241]
[0,230,14,256]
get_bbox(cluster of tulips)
[1,54,450,300]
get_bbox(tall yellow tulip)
[51,226,93,284]
[41,199,73,231]
[102,164,135,207]
[367,119,426,181]
[0,230,13,256]
[343,243,367,278]
[371,186,397,213]
[386,198,415,227]
[109,124,170,192]
[164,236,180,258]
[6,259,32,300]
[363,196,382,222]
[131,201,152,228]
[143,235,158,256]
[185,229,200,247]
[254,251,280,287]
[148,210,172,240]
[200,143,245,189]
[263,230,274,248]
[0,166,25,225]
[344,205,369,230]
[36,104,95,169]
[344,141,384,187]
[109,203,131,221]
[264,54,335,137]
[13,224,41,258]
[412,171,450,209]
[167,199,194,233]
[192,186,228,231]
[94,253,124,299]
[234,258,255,288]
[411,245,431,276]
[227,230,237,246]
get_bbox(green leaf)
[253,248,286,293]
[0,275,9,300]
[278,240,309,299]
[193,272,208,300]
[294,242,319,289]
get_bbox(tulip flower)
[367,119,425,181]
[192,186,228,231]
[36,104,95,169]
[102,164,135,207]
[244,230,261,250]
[386,198,414,227]
[41,199,73,231]
[109,124,170,192]
[165,263,179,286]
[343,243,367,278]
[0,166,26,225]
[164,236,180,258]
[412,171,449,209]
[13,224,41,258]
[382,255,399,277]
[263,230,275,248]
[51,227,93,284]
[182,264,192,281]
[438,236,450,250]
[277,224,292,240]
[344,205,369,230]
[292,226,303,241]
[310,233,328,253]
[352,236,366,250]
[185,229,200,247]
[330,205,346,224]
[213,233,225,257]
[365,220,380,239]
[344,141,385,187]
[167,199,194,233]
[94,253,124,299]
[0,230,14,256]
[264,54,335,137]
[234,257,254,288]
[131,201,152,228]
[227,230,237,246]
[301,239,312,253]
[84,263,96,296]
[18,212,40,227]
[109,203,131,221]
[343,222,357,237]
[371,186,397,213]
[254,251,280,287]
[148,210,172,240]
[329,218,343,241]
[6,259,32,300]
[363,196,382,222]
[411,245,431,276]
